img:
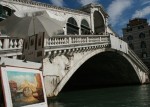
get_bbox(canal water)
[48,85,150,107]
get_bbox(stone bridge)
[42,35,149,97]
[0,0,149,98]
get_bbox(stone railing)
[128,48,149,73]
[46,35,110,47]
[0,36,23,50]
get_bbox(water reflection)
[48,101,63,107]
[48,85,150,107]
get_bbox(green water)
[48,85,150,107]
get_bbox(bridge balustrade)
[46,35,110,47]
[0,36,23,50]
[128,48,149,72]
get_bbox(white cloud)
[107,0,132,26]
[78,0,99,5]
[132,6,150,18]
[142,1,150,6]
[51,0,64,7]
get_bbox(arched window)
[67,17,79,35]
[139,32,145,38]
[127,35,133,41]
[94,11,105,35]
[141,41,146,48]
[0,5,15,21]
[81,19,90,35]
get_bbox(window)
[0,5,15,20]
[126,28,132,32]
[67,17,79,35]
[139,32,145,38]
[30,39,34,46]
[138,25,144,29]
[81,19,90,35]
[141,41,146,48]
[127,35,133,41]
[142,52,147,58]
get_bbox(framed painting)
[0,66,47,107]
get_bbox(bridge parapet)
[45,35,110,50]
[0,36,23,50]
[128,48,149,73]
[110,35,149,74]
[0,35,23,57]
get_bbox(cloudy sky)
[34,0,150,36]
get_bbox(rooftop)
[127,18,148,27]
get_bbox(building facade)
[123,18,150,68]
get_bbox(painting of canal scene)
[1,67,47,107]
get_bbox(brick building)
[123,18,150,68]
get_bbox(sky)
[34,0,150,36]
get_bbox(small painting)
[0,66,47,107]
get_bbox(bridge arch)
[93,11,105,34]
[0,4,15,21]
[53,49,142,96]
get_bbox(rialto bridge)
[41,35,149,97]
[0,0,149,97]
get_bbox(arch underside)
[62,51,140,91]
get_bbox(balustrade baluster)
[71,38,73,43]
[57,38,59,45]
[80,38,82,43]
[52,38,54,45]
[99,37,101,42]
[54,38,56,45]
[60,38,62,44]
[56,38,58,45]
[82,38,84,43]
[72,38,74,44]
[64,38,66,44]
[18,39,23,48]
[14,39,17,48]
[48,38,51,46]
[63,38,66,44]
[77,38,79,43]
[75,38,77,43]
[90,37,92,42]
[86,37,89,43]
[9,39,13,49]
[83,38,85,43]
[0,39,3,49]
[69,37,72,44]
